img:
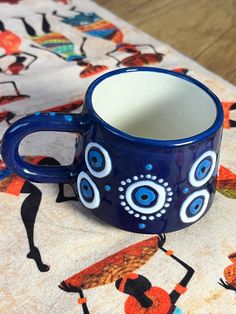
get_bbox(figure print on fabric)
[16,13,107,78]
[217,165,236,199]
[53,7,164,68]
[107,43,164,67]
[0,156,78,272]
[0,99,83,126]
[42,99,83,113]
[59,234,194,314]
[53,0,71,4]
[172,68,189,75]
[53,6,123,44]
[0,0,21,3]
[0,20,38,75]
[221,102,236,129]
[0,110,15,125]
[218,252,236,296]
[0,80,29,106]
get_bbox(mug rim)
[85,67,223,147]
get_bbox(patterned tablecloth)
[0,1,235,313]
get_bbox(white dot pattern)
[118,174,173,221]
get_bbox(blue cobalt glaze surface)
[1,112,88,183]
[1,67,223,234]
[73,118,222,233]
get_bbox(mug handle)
[1,112,89,183]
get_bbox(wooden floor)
[96,0,236,85]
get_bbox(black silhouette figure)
[22,157,78,272]
[59,284,89,314]
[218,252,236,295]
[59,234,194,313]
[115,234,194,313]
[228,103,236,128]
[0,156,78,272]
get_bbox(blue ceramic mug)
[1,67,223,234]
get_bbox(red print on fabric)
[218,252,236,295]
[221,102,236,129]
[0,110,15,125]
[107,43,164,67]
[42,99,83,113]
[60,235,194,314]
[0,81,29,106]
[125,287,172,314]
[0,30,21,54]
[0,21,38,75]
[0,0,21,3]
[172,68,189,75]
[217,165,236,199]
[0,99,83,127]
[54,0,71,4]
[62,236,159,289]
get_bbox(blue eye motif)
[88,149,104,171]
[195,159,211,180]
[189,151,216,187]
[119,175,173,220]
[80,178,94,202]
[188,197,203,215]
[77,171,100,209]
[85,143,112,178]
[133,186,157,207]
[180,190,210,223]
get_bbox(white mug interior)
[91,70,217,141]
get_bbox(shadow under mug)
[1,67,223,234]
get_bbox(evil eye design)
[85,142,112,178]
[119,175,173,220]
[189,151,216,187]
[126,181,166,213]
[77,171,100,209]
[133,186,157,207]
[180,189,210,223]
[80,178,94,202]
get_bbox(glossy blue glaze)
[1,112,90,183]
[85,67,223,148]
[1,67,223,234]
